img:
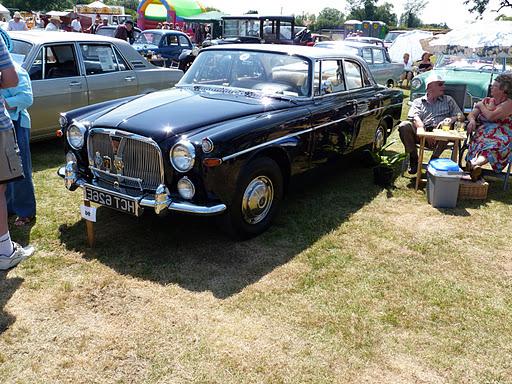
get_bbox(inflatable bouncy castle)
[137,0,205,30]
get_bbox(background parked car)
[132,29,193,65]
[9,31,183,140]
[344,36,385,48]
[315,41,403,87]
[95,25,142,44]
[383,30,407,49]
[59,44,403,238]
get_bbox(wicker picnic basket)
[458,177,489,200]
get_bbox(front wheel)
[224,157,283,239]
[372,123,387,152]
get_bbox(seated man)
[398,74,462,174]
[400,53,413,88]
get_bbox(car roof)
[9,31,125,44]
[141,29,189,37]
[316,40,380,49]
[346,37,383,42]
[202,43,364,61]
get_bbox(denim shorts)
[0,128,24,184]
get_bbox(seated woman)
[415,52,433,73]
[466,72,512,181]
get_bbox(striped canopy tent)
[137,0,205,29]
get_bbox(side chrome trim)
[222,101,403,162]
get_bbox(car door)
[159,33,182,61]
[28,43,88,139]
[79,43,138,105]
[344,60,383,151]
[309,59,357,165]
[370,47,389,86]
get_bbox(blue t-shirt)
[0,37,15,132]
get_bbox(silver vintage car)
[9,31,183,140]
[315,40,403,88]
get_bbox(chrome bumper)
[58,165,227,216]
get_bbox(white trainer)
[0,242,34,270]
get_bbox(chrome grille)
[87,128,164,191]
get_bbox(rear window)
[11,39,33,65]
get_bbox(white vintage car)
[9,31,183,140]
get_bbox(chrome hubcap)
[241,176,274,225]
[374,127,385,151]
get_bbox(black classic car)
[59,45,403,238]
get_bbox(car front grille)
[87,128,164,192]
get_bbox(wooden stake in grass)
[84,199,95,248]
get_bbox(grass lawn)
[1,91,512,383]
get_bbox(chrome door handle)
[124,76,136,82]
[69,81,82,87]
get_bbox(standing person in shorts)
[0,34,34,270]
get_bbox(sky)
[201,0,512,28]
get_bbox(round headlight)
[170,140,195,172]
[177,177,195,200]
[59,114,68,128]
[67,123,87,150]
[411,78,422,90]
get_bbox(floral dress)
[467,116,512,172]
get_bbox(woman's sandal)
[14,216,35,227]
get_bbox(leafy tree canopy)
[346,0,398,26]
[464,0,512,16]
[312,7,345,30]
[1,0,73,11]
[398,0,427,28]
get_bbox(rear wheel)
[224,157,283,239]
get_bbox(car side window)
[28,47,43,80]
[178,35,190,47]
[166,35,179,46]
[344,61,363,90]
[372,48,385,64]
[319,60,345,95]
[39,44,79,79]
[80,44,125,75]
[361,48,372,64]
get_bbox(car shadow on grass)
[30,139,65,173]
[0,274,23,334]
[58,155,385,299]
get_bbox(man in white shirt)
[7,12,28,31]
[71,15,82,33]
[45,16,61,31]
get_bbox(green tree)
[1,0,73,11]
[464,0,512,16]
[374,3,397,26]
[399,0,427,27]
[346,0,397,25]
[313,7,344,30]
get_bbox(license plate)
[84,185,139,216]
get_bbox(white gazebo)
[0,4,10,20]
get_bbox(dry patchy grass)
[1,97,512,383]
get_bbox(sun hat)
[13,11,22,19]
[425,73,445,88]
[50,16,62,23]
